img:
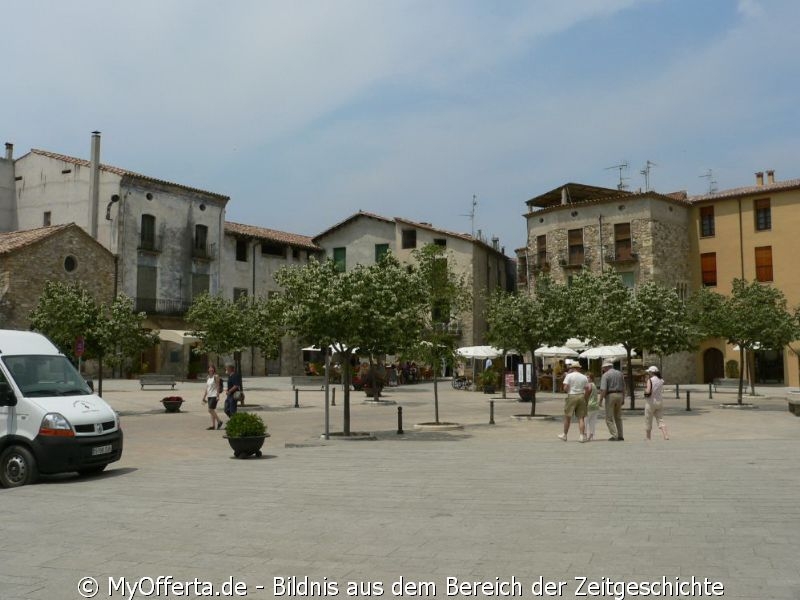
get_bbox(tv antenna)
[699,169,718,194]
[605,161,629,191]
[460,194,478,237]
[640,160,657,192]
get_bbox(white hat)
[601,361,614,368]
[646,365,660,373]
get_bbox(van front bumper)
[32,430,123,474]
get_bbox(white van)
[0,330,123,487]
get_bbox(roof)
[25,149,229,201]
[525,187,691,217]
[526,183,627,209]
[689,178,800,203]
[393,216,510,257]
[225,222,320,251]
[313,210,395,242]
[0,223,107,255]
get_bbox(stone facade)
[0,224,115,330]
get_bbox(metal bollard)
[397,406,404,435]
[332,387,336,406]
[675,383,680,399]
[489,400,495,425]
[686,390,691,411]
[294,389,299,408]
[708,382,713,399]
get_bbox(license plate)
[92,444,113,456]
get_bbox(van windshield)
[2,355,92,397]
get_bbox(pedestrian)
[644,365,669,441]
[558,361,590,443]
[201,365,224,430]
[599,361,626,441]
[585,372,600,441]
[224,363,243,418]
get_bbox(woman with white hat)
[644,365,669,440]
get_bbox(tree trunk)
[738,347,745,404]
[342,356,351,435]
[433,372,440,424]
[97,355,104,397]
[626,347,636,409]
[529,349,539,417]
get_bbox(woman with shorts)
[201,365,224,430]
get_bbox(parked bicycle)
[451,376,472,390]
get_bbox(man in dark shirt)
[224,363,243,417]
[599,361,626,441]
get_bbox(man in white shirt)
[559,361,590,443]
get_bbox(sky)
[3,0,800,253]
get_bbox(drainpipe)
[88,131,101,239]
[737,198,744,279]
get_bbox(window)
[701,253,717,287]
[433,238,446,247]
[755,246,773,282]
[194,225,208,257]
[700,206,715,237]
[536,235,547,267]
[333,247,346,272]
[754,198,771,231]
[235,239,248,262]
[233,287,248,302]
[375,243,389,262]
[675,282,689,301]
[140,214,156,250]
[43,211,51,227]
[191,273,209,300]
[261,242,285,257]
[614,223,632,260]
[136,265,157,312]
[619,272,635,289]
[568,229,584,265]
[63,255,77,272]
[401,229,417,249]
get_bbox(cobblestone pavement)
[1,377,798,599]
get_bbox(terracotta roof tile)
[28,149,229,201]
[225,222,320,251]
[689,178,800,203]
[0,223,75,254]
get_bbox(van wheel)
[78,464,107,476]
[0,445,39,488]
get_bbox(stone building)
[520,183,694,382]
[223,221,322,376]
[0,223,115,330]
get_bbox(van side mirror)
[85,379,94,392]
[0,381,17,407]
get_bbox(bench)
[140,373,177,390]
[788,393,800,417]
[291,375,326,407]
[713,378,744,392]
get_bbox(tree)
[689,279,799,403]
[276,254,423,434]
[410,244,472,424]
[29,282,155,394]
[185,293,251,373]
[486,276,570,416]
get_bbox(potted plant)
[161,396,184,412]
[477,368,500,394]
[518,383,534,402]
[224,412,269,458]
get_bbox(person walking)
[224,363,243,418]
[599,361,626,441]
[201,365,224,430]
[644,365,669,440]
[558,361,590,443]
[585,372,600,441]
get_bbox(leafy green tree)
[410,244,472,424]
[486,276,570,416]
[689,279,799,402]
[185,293,250,373]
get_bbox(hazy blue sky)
[3,0,799,252]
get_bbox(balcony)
[135,298,191,316]
[532,253,550,273]
[192,242,216,261]
[558,254,589,270]
[604,248,639,265]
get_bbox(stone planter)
[518,386,534,402]
[161,397,184,413]
[225,433,269,458]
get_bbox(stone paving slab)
[0,377,798,599]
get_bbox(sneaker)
[579,434,587,443]
[557,433,568,442]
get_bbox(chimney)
[4,143,12,160]
[89,131,101,238]
[561,187,568,205]
[491,236,499,250]
[767,170,775,184]
[755,171,764,186]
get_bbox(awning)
[157,330,200,345]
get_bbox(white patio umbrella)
[534,346,579,392]
[456,345,504,359]
[579,345,635,361]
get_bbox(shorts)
[207,396,218,409]
[564,393,587,418]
